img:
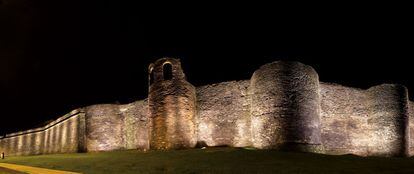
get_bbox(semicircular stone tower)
[366,84,409,157]
[250,61,322,152]
[148,58,197,150]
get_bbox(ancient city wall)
[0,109,86,156]
[319,83,370,155]
[250,61,322,152]
[148,58,197,150]
[367,84,409,156]
[320,83,410,157]
[0,99,149,156]
[85,99,149,152]
[120,99,149,150]
[85,104,124,151]
[196,80,251,147]
[1,60,413,157]
[409,101,414,156]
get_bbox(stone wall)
[366,84,409,156]
[85,100,150,152]
[410,101,414,156]
[1,60,413,157]
[320,83,372,155]
[0,109,85,156]
[0,99,149,156]
[85,104,124,151]
[120,99,150,150]
[196,80,251,147]
[250,61,322,151]
[320,83,410,157]
[148,58,197,150]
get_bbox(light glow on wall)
[251,116,264,148]
[198,121,213,146]
[234,119,250,147]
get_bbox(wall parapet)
[1,109,85,139]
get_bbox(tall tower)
[148,58,197,150]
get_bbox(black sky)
[0,1,413,134]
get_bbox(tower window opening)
[163,63,173,80]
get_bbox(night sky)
[0,1,412,134]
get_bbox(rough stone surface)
[250,61,322,151]
[409,101,414,156]
[320,83,410,157]
[366,84,409,157]
[196,80,251,147]
[0,110,84,156]
[85,104,124,151]
[0,99,150,156]
[1,59,413,157]
[119,99,150,150]
[320,83,370,155]
[149,58,197,150]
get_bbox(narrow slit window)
[163,63,172,80]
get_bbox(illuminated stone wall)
[1,59,413,157]
[250,61,322,152]
[320,83,410,157]
[367,84,409,156]
[196,80,252,147]
[409,101,414,156]
[120,99,150,150]
[85,104,124,151]
[0,99,149,156]
[0,110,85,156]
[320,83,370,155]
[85,100,150,152]
[149,58,197,150]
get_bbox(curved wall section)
[149,58,197,150]
[409,101,414,156]
[367,84,409,156]
[250,61,322,151]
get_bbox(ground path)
[0,163,80,174]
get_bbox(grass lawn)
[1,147,414,174]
